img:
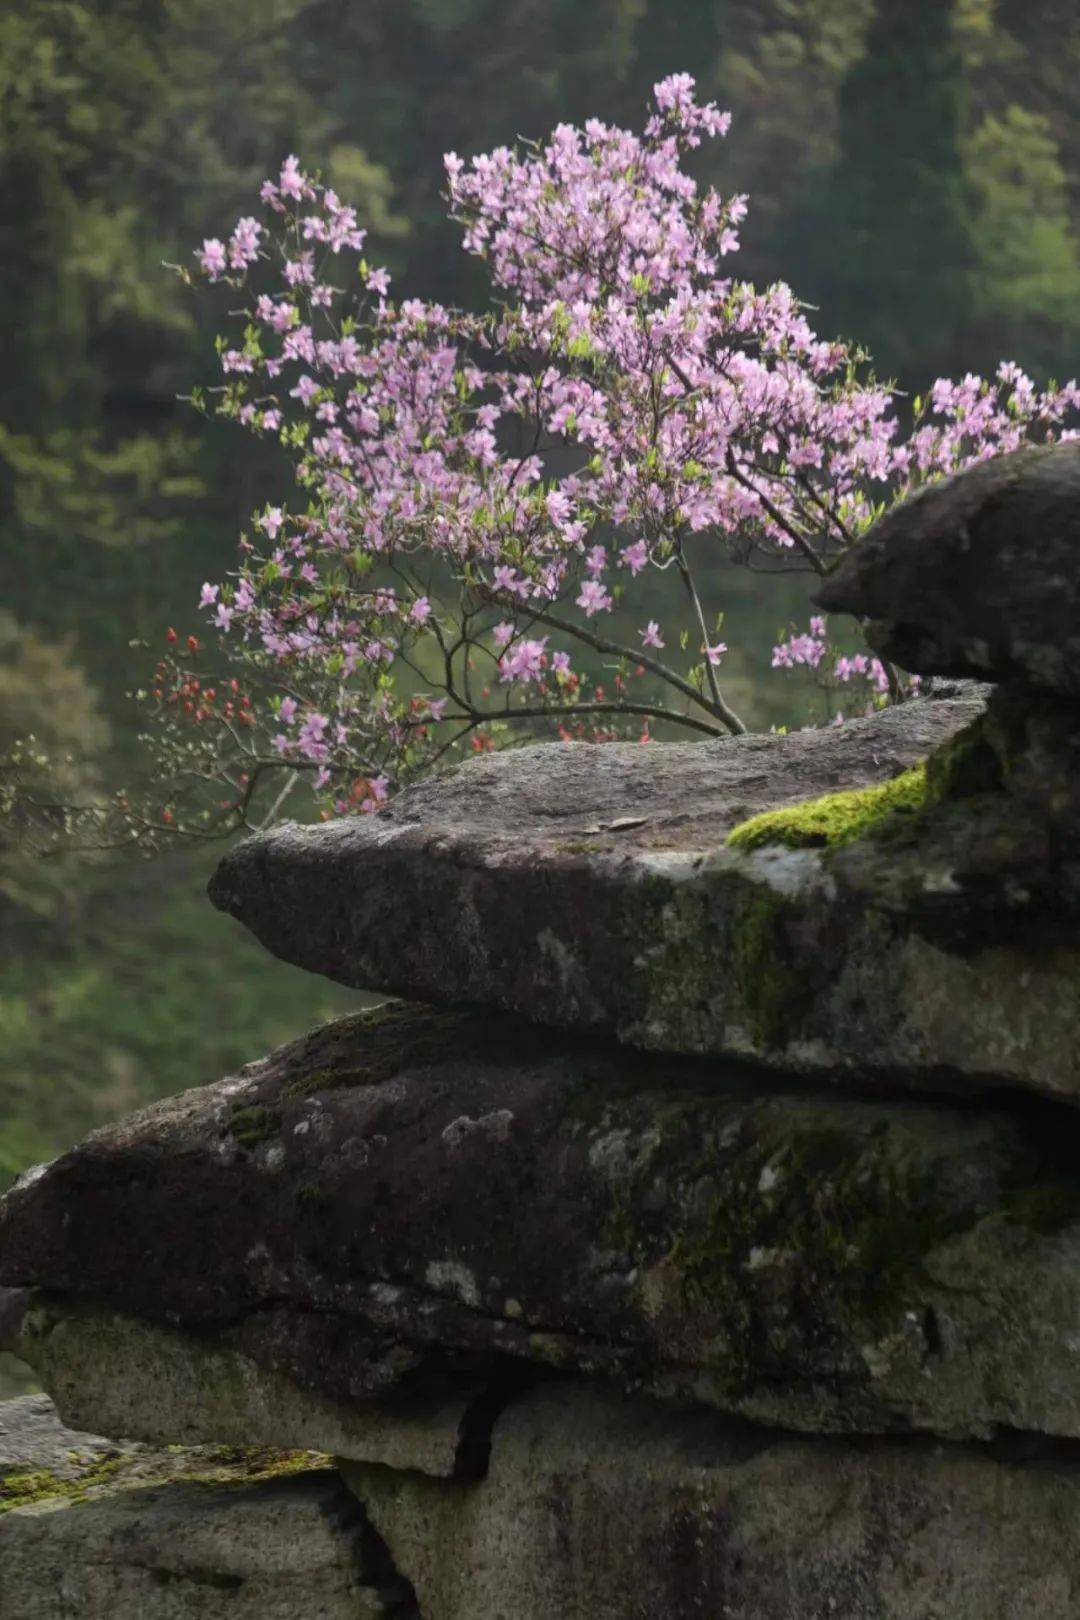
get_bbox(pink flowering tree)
[144,75,1079,833]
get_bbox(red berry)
[187,635,199,654]
[166,627,178,645]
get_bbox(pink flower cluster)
[181,79,1080,815]
[772,615,917,717]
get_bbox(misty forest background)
[3,0,1080,1205]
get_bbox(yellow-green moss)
[0,1445,324,1514]
[0,1457,128,1513]
[725,764,928,853]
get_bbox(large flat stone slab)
[3,1300,484,1479]
[207,693,1080,1098]
[344,1382,1080,1620]
[6,1007,1080,1441]
[0,1395,408,1618]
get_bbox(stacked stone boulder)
[4,442,1080,1617]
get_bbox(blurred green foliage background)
[2,0,1080,1224]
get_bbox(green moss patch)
[728,881,806,1050]
[282,1003,548,1099]
[725,764,928,853]
[662,1111,979,1389]
[0,1456,128,1513]
[228,1103,281,1148]
[0,1444,324,1514]
[924,715,1004,801]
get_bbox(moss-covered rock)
[0,1397,394,1619]
[201,690,1080,1097]
[6,1008,1080,1441]
[0,1443,319,1515]
[207,697,1005,1071]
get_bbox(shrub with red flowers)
[141,75,1080,834]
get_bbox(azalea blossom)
[499,638,548,683]
[198,238,227,279]
[576,580,613,617]
[620,540,648,575]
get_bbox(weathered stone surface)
[7,1006,1080,1441]
[207,692,1080,1097]
[1,1298,484,1478]
[1,1392,141,1484]
[344,1382,1080,1620]
[0,1394,411,1618]
[815,440,1080,692]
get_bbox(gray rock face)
[1,1392,139,1483]
[0,1395,413,1618]
[6,1006,1080,1442]
[2,1302,484,1479]
[206,692,1080,1097]
[344,1383,1080,1620]
[815,440,1080,691]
